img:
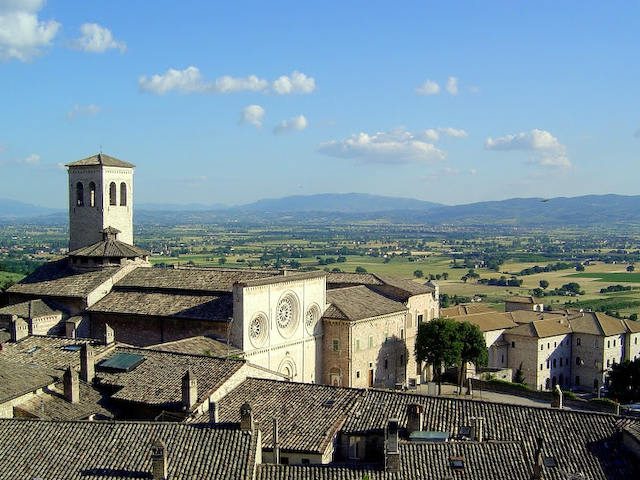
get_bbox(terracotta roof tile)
[325,286,407,321]
[0,419,258,479]
[66,153,135,168]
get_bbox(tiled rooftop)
[449,311,518,332]
[324,286,407,321]
[0,358,58,404]
[145,334,242,357]
[66,153,135,168]
[0,299,61,319]
[0,336,114,371]
[192,378,360,454]
[504,319,571,339]
[257,442,531,480]
[114,266,279,293]
[87,290,233,321]
[96,347,245,408]
[7,259,122,298]
[0,418,258,480]
[570,311,629,336]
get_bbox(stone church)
[6,153,439,387]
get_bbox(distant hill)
[235,193,442,213]
[0,200,65,219]
[3,194,640,229]
[416,195,640,227]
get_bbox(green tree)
[413,269,424,279]
[608,359,640,402]
[628,265,635,272]
[442,272,449,280]
[539,279,549,290]
[218,257,227,265]
[457,321,488,390]
[415,318,462,394]
[355,266,367,273]
[514,362,526,385]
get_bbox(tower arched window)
[120,182,127,206]
[89,182,96,207]
[109,182,117,206]
[76,182,84,206]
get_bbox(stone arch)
[120,182,127,206]
[278,357,297,381]
[109,182,117,206]
[76,182,84,206]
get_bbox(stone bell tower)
[66,153,135,251]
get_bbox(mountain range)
[2,193,640,228]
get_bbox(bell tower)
[66,153,135,251]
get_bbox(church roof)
[0,299,62,319]
[115,266,278,293]
[0,358,58,404]
[324,285,407,321]
[7,260,123,299]
[65,153,135,168]
[87,290,233,321]
[68,227,149,258]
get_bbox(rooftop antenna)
[99,144,103,153]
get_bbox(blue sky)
[1,1,639,208]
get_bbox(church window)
[305,304,320,334]
[355,339,360,351]
[576,338,581,346]
[76,182,84,206]
[276,292,299,338]
[120,182,127,206]
[248,313,268,348]
[109,182,117,205]
[333,339,339,352]
[89,182,96,207]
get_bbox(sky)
[1,1,639,208]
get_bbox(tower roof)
[68,228,148,259]
[66,153,135,168]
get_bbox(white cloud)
[415,80,440,95]
[138,66,209,94]
[240,105,265,128]
[214,74,268,93]
[441,167,460,175]
[446,76,459,95]
[272,71,316,94]
[0,0,60,61]
[469,168,477,175]
[485,129,572,171]
[72,23,126,53]
[9,153,40,165]
[419,127,468,142]
[66,104,101,120]
[273,115,308,135]
[317,127,447,165]
[139,67,314,95]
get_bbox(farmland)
[1,219,639,318]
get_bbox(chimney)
[65,319,77,338]
[150,439,168,480]
[273,417,281,464]
[181,370,197,410]
[80,343,95,383]
[208,399,219,424]
[11,318,28,341]
[551,384,563,409]
[240,402,254,433]
[532,437,543,479]
[474,417,484,443]
[63,366,79,404]
[104,323,114,345]
[385,418,400,473]
[406,404,424,435]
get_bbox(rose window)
[248,314,268,348]
[277,298,293,329]
[276,293,299,338]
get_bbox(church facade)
[7,153,439,387]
